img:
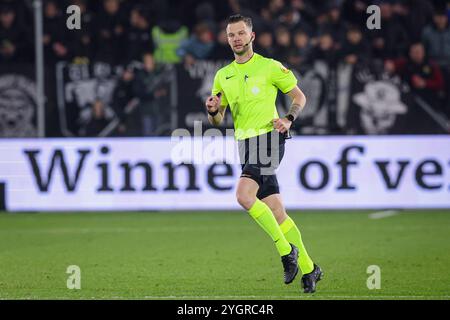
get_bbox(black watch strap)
[285,114,294,122]
[208,109,219,117]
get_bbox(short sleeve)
[269,59,297,94]
[211,72,228,107]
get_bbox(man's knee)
[236,190,256,210]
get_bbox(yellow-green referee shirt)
[211,53,298,140]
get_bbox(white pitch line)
[369,210,400,220]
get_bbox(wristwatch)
[285,114,294,122]
[208,109,219,117]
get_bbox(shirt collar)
[234,52,258,67]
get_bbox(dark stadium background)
[0,0,449,138]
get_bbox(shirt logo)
[251,86,260,95]
[225,75,235,80]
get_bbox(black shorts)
[238,130,286,200]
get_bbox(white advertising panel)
[0,136,449,211]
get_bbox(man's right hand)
[205,94,221,114]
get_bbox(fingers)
[206,96,219,109]
[273,118,287,133]
[276,123,286,133]
[207,95,219,105]
[273,119,282,132]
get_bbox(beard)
[232,44,250,56]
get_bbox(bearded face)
[226,21,254,56]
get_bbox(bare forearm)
[286,87,306,120]
[293,90,306,109]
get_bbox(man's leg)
[236,176,299,284]
[236,177,292,257]
[261,194,314,275]
[237,132,298,284]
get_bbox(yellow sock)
[248,199,292,256]
[280,216,314,274]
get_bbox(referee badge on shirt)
[280,64,290,74]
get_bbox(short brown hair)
[227,14,253,29]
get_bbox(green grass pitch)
[0,210,449,300]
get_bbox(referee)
[205,14,323,293]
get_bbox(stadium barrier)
[0,135,449,211]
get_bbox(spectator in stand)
[393,0,434,43]
[314,2,331,37]
[193,1,217,31]
[340,25,371,66]
[422,7,450,116]
[259,0,285,30]
[287,29,313,69]
[67,0,94,60]
[0,0,30,28]
[125,6,154,63]
[369,0,410,60]
[111,67,136,136]
[152,19,188,64]
[422,8,450,69]
[321,2,346,48]
[277,6,301,31]
[341,0,370,29]
[273,25,292,62]
[385,42,445,112]
[83,99,110,137]
[0,5,29,63]
[313,31,338,67]
[43,0,70,64]
[133,52,168,136]
[255,28,276,58]
[209,23,232,60]
[290,0,319,29]
[177,22,214,65]
[267,0,285,17]
[276,3,314,38]
[94,0,127,64]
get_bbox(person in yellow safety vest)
[152,20,188,64]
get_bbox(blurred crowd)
[0,0,449,136]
